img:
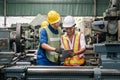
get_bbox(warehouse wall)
[0,16,34,27]
[0,0,3,15]
[0,0,109,16]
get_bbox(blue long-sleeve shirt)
[37,24,59,66]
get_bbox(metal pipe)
[27,67,120,80]
[94,0,97,18]
[4,0,6,27]
[27,66,120,75]
[7,1,94,4]
[28,69,120,75]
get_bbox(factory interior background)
[0,0,120,80]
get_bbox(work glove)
[55,48,64,54]
[68,52,76,57]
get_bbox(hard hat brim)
[63,22,76,28]
[48,18,60,25]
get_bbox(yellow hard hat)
[41,21,49,28]
[47,10,60,24]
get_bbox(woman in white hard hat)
[36,10,63,66]
[61,16,86,66]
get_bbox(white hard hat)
[63,16,76,28]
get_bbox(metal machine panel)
[93,43,120,69]
[0,30,10,52]
[0,52,15,65]
[118,20,120,41]
[93,43,120,53]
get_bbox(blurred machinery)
[91,0,120,69]
[91,0,120,43]
[0,0,120,80]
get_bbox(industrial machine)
[92,0,120,69]
[0,0,120,80]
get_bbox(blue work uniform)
[37,24,61,66]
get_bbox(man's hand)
[55,48,64,54]
[69,52,76,56]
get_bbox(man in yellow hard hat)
[37,10,63,66]
[61,16,86,66]
[39,21,49,33]
[41,21,49,28]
